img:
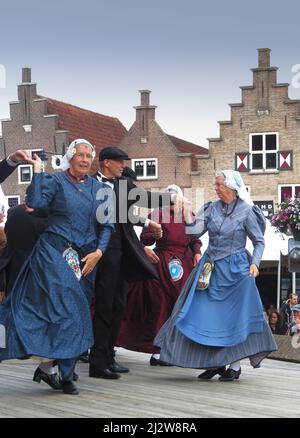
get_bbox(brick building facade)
[0,68,127,205]
[193,48,300,217]
[119,90,207,192]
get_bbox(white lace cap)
[60,139,95,171]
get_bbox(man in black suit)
[0,150,31,183]
[89,147,172,379]
[0,204,48,298]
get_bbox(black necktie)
[102,177,115,184]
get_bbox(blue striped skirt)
[154,251,277,369]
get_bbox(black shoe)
[150,356,173,366]
[78,353,89,363]
[61,380,79,395]
[89,366,120,379]
[219,368,241,382]
[109,360,129,373]
[33,367,62,390]
[198,366,226,380]
[73,372,79,381]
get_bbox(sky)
[1,0,300,148]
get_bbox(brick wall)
[0,88,67,200]
[194,49,300,208]
[120,90,195,193]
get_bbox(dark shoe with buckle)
[219,368,241,382]
[61,380,79,395]
[33,367,62,390]
[198,366,226,380]
[89,365,120,379]
[109,360,129,373]
[150,356,173,366]
[73,371,79,381]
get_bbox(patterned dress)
[0,171,114,362]
[155,199,277,368]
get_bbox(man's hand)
[144,247,160,264]
[0,212,5,224]
[0,292,5,303]
[193,254,202,267]
[81,249,103,276]
[148,220,163,239]
[25,153,43,173]
[9,150,31,163]
[249,264,259,278]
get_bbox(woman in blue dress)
[155,170,276,382]
[0,139,114,394]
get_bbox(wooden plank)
[0,349,300,418]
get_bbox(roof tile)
[167,134,208,171]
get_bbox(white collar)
[97,171,115,188]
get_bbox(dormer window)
[132,158,158,180]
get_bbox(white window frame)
[5,195,20,208]
[132,158,158,180]
[17,148,44,184]
[18,164,33,184]
[278,184,300,203]
[249,132,279,172]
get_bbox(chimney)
[18,67,36,128]
[140,89,150,106]
[258,48,271,68]
[22,67,31,83]
[134,90,157,142]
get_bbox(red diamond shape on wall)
[237,154,248,170]
[279,152,291,169]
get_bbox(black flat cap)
[99,146,130,161]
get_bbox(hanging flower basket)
[271,198,300,239]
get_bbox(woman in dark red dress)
[117,185,202,364]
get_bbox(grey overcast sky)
[0,0,300,147]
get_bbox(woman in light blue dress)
[0,139,114,394]
[155,170,276,381]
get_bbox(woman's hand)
[249,264,259,278]
[25,153,43,173]
[144,247,160,264]
[0,212,5,224]
[173,195,184,216]
[182,197,193,224]
[81,249,103,276]
[9,150,31,163]
[193,253,202,267]
[148,220,163,239]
